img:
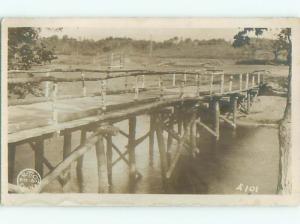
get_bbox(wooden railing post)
[45,72,50,98]
[134,76,139,101]
[257,72,261,85]
[229,75,233,92]
[196,73,201,96]
[210,73,214,95]
[81,72,86,97]
[100,80,107,112]
[220,73,224,94]
[141,75,145,88]
[172,73,176,87]
[180,80,184,98]
[245,73,249,90]
[159,75,164,100]
[124,73,128,89]
[252,74,255,87]
[184,71,187,85]
[52,82,58,124]
[239,73,243,91]
[247,91,251,113]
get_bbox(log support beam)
[8,144,16,184]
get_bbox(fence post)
[252,74,255,87]
[52,82,58,124]
[134,76,139,101]
[245,73,249,90]
[257,72,261,85]
[172,73,176,87]
[81,72,86,97]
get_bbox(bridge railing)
[8,68,268,125]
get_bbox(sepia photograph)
[1,18,300,206]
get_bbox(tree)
[8,28,57,98]
[233,28,292,194]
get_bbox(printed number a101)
[236,183,258,194]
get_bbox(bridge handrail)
[7,69,269,84]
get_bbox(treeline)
[41,35,285,61]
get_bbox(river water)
[12,112,279,195]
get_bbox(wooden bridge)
[7,68,267,193]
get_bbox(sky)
[40,27,281,42]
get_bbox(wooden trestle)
[7,68,265,193]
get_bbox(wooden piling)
[62,131,72,188]
[35,138,44,178]
[106,135,113,187]
[149,115,155,166]
[95,134,108,193]
[81,73,86,97]
[155,114,168,187]
[128,117,137,181]
[76,129,86,192]
[176,106,183,135]
[8,144,16,183]
[213,99,220,140]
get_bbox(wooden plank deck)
[8,83,256,144]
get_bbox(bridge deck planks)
[8,83,255,143]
